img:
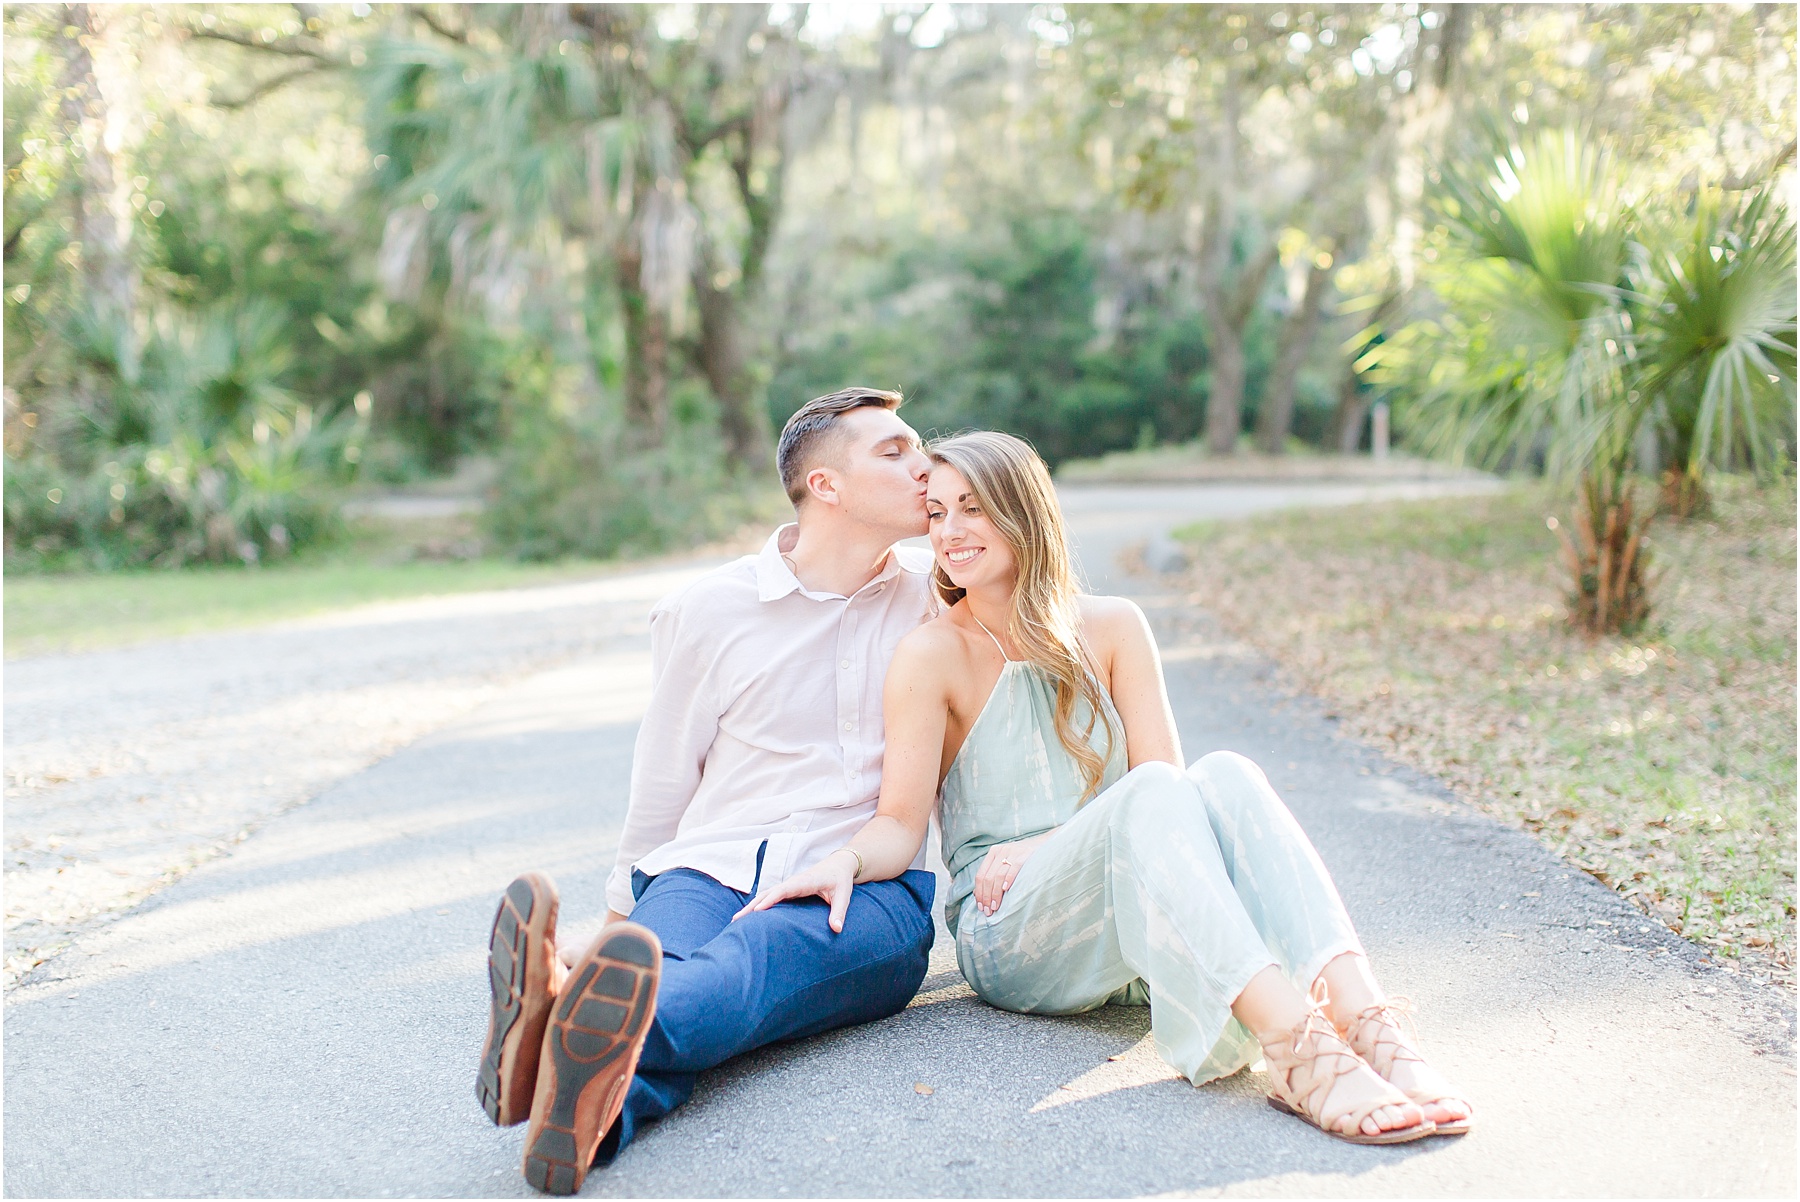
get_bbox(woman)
[741,431,1471,1144]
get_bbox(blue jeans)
[597,865,936,1161]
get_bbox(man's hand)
[972,832,1054,918]
[732,848,860,933]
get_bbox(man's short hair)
[775,386,904,506]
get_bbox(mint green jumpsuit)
[938,632,1365,1085]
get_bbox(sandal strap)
[1262,1005,1410,1137]
[1342,997,1427,1076]
[1342,998,1470,1113]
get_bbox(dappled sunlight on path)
[3,560,713,989]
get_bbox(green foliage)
[769,215,1245,465]
[6,298,359,569]
[482,356,771,561]
[1377,122,1795,631]
[3,11,520,569]
[1385,127,1645,478]
[5,4,1794,577]
[1385,124,1796,487]
[1638,184,1798,480]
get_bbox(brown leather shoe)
[520,923,661,1196]
[476,873,563,1126]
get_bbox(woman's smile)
[945,547,983,566]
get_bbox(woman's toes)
[1356,1104,1401,1136]
[1374,1102,1423,1134]
[1427,1098,1470,1123]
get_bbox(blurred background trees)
[5,3,1794,582]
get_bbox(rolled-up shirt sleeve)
[605,600,719,915]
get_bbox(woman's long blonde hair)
[928,431,1117,800]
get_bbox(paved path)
[5,480,1793,1197]
[1,564,708,988]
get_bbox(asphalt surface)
[5,480,1794,1198]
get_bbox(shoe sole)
[477,873,558,1127]
[521,924,661,1196]
[1266,1096,1437,1144]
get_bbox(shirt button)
[843,722,853,731]
[840,659,851,669]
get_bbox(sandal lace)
[1341,996,1427,1079]
[1342,996,1470,1119]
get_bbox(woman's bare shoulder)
[1077,593,1151,642]
[893,611,974,674]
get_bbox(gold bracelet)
[839,846,865,882]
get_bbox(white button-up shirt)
[606,524,938,914]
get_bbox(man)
[475,386,941,1195]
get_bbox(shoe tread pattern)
[522,927,661,1196]
[477,875,553,1126]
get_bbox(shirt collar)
[755,523,904,603]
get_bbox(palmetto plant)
[4,298,357,568]
[1385,126,1795,634]
[1398,127,1644,480]
[1637,184,1797,516]
[1390,127,1652,633]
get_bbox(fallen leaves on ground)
[1175,477,1796,988]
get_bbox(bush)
[4,303,358,570]
[484,381,775,562]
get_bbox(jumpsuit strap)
[969,614,1016,663]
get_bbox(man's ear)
[805,465,840,508]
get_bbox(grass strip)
[3,556,625,658]
[1174,477,1796,986]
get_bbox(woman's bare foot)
[1336,1000,1473,1134]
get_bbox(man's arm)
[603,600,720,916]
[733,627,951,931]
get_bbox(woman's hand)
[972,832,1053,917]
[733,848,860,933]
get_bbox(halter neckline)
[970,613,1017,664]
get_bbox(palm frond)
[1638,182,1798,476]
[1390,126,1646,481]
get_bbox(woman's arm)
[1087,596,1183,770]
[734,629,954,932]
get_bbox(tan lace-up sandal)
[1337,998,1473,1137]
[1260,1006,1436,1145]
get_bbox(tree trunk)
[1330,364,1371,453]
[1550,469,1654,635]
[58,4,135,344]
[1199,240,1283,456]
[1203,319,1248,454]
[616,242,669,445]
[683,67,791,474]
[1255,258,1334,454]
[1390,5,1467,290]
[1195,81,1284,456]
[693,264,771,471]
[1658,466,1709,520]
